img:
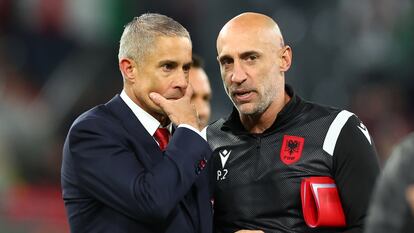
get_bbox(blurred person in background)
[349,76,414,166]
[190,54,212,128]
[407,185,414,216]
[207,12,380,233]
[365,132,414,233]
[61,13,212,233]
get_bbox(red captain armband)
[300,176,346,228]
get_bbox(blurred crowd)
[0,0,413,232]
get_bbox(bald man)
[190,55,212,128]
[207,12,380,233]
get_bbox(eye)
[246,54,258,61]
[203,95,211,101]
[183,64,191,73]
[220,58,233,66]
[219,57,234,71]
[162,63,176,72]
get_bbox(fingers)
[148,90,200,129]
[149,92,166,107]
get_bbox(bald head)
[217,12,284,50]
[215,12,292,125]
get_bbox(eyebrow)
[218,50,261,63]
[239,51,260,59]
[183,61,192,68]
[218,55,232,64]
[157,60,192,67]
[158,60,177,66]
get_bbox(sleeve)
[65,116,212,223]
[331,115,380,233]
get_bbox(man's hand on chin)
[149,84,201,131]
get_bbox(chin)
[238,103,267,116]
[156,108,168,116]
[150,105,166,116]
[237,105,255,115]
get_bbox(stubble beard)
[231,92,273,116]
[234,83,277,116]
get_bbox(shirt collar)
[120,90,171,136]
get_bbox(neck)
[146,107,171,128]
[240,92,290,134]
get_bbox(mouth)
[232,90,254,103]
[164,93,184,100]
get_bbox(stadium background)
[0,0,413,232]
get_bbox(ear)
[119,58,136,83]
[279,46,292,72]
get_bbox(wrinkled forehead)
[217,25,283,56]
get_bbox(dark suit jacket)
[61,95,213,233]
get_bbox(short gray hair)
[118,13,191,64]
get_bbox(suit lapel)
[105,95,212,232]
[104,95,163,162]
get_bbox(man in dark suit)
[61,13,212,233]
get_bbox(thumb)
[149,92,166,106]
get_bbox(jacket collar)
[104,95,162,153]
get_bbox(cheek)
[205,102,211,114]
[256,65,275,83]
[135,84,153,100]
[148,77,168,93]
[220,68,231,82]
[201,100,211,111]
[146,69,169,90]
[224,72,235,85]
[197,101,211,117]
[267,63,281,76]
[224,84,232,97]
[160,81,176,93]
[193,98,203,108]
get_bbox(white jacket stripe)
[323,110,354,156]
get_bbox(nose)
[173,71,189,92]
[230,60,247,84]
